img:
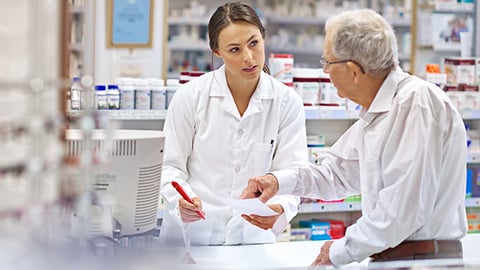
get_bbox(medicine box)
[299,220,345,240]
[467,165,480,197]
[444,57,476,85]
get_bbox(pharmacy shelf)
[169,42,210,51]
[267,45,323,56]
[265,15,328,25]
[68,109,480,121]
[304,107,359,120]
[462,110,480,120]
[68,110,168,120]
[299,197,480,214]
[387,18,411,27]
[466,198,480,208]
[298,201,361,213]
[168,17,209,26]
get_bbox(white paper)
[218,197,277,216]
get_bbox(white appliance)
[65,129,165,237]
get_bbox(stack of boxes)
[443,57,480,111]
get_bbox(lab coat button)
[234,166,240,172]
[237,129,243,136]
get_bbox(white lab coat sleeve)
[160,83,198,210]
[267,89,309,233]
[267,194,300,235]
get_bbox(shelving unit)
[60,1,86,79]
[413,0,477,74]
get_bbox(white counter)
[136,233,480,269]
[2,234,479,269]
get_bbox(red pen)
[171,181,206,220]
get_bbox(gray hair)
[325,9,398,78]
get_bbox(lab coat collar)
[209,65,275,98]
[360,67,408,124]
[210,65,275,119]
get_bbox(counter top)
[2,233,479,269]
[144,233,480,269]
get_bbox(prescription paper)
[218,197,278,216]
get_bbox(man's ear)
[347,61,362,83]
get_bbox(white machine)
[65,129,165,237]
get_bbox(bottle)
[149,78,167,110]
[94,85,107,110]
[134,78,151,110]
[70,77,82,110]
[107,84,120,110]
[166,78,180,109]
[116,77,135,110]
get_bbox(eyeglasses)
[320,56,365,74]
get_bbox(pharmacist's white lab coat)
[160,65,309,246]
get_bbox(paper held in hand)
[218,197,278,216]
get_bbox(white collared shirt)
[277,67,468,265]
[160,65,309,245]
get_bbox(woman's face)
[213,21,265,84]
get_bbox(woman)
[159,2,308,246]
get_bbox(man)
[240,9,468,267]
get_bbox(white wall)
[93,0,166,85]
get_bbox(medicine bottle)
[149,78,167,110]
[166,79,180,109]
[107,84,120,110]
[134,78,151,110]
[269,54,294,84]
[70,77,82,110]
[94,85,107,110]
[116,77,135,110]
[293,68,321,106]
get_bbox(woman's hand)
[241,204,284,230]
[178,196,204,223]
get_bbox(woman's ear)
[213,49,221,58]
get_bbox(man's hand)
[178,197,204,223]
[239,174,279,203]
[241,204,283,230]
[310,241,333,267]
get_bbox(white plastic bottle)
[94,85,107,110]
[107,84,120,110]
[149,78,167,110]
[70,77,82,110]
[166,78,180,109]
[134,78,151,110]
[116,77,135,110]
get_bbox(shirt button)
[234,166,240,172]
[237,129,243,136]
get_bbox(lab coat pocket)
[253,143,273,176]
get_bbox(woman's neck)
[226,73,259,117]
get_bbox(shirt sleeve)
[330,89,453,264]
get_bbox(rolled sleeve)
[330,237,356,266]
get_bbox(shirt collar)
[360,67,408,122]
